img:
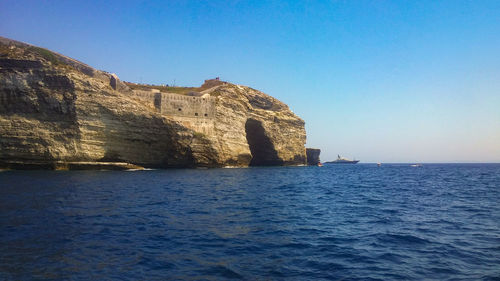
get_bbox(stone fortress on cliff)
[127,79,221,136]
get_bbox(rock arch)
[245,118,283,166]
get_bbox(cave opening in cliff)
[245,119,283,166]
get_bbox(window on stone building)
[178,108,182,111]
[195,113,198,116]
[204,113,208,117]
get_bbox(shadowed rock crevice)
[245,118,283,166]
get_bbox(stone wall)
[129,90,216,135]
[129,89,161,110]
[160,92,215,118]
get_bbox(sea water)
[1,164,499,280]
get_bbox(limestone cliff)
[0,37,307,169]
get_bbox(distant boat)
[377,163,381,167]
[325,155,359,164]
[410,164,422,167]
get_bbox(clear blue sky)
[2,0,499,162]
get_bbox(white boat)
[325,155,359,164]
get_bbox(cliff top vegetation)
[124,78,226,95]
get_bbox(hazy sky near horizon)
[1,0,499,162]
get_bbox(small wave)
[377,233,431,245]
[125,168,156,171]
[281,242,313,249]
[137,256,176,271]
[319,236,356,244]
[200,265,244,279]
[303,260,346,271]
[376,252,408,263]
[297,227,327,235]
[428,266,460,275]
[481,275,500,281]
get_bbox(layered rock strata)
[0,37,307,168]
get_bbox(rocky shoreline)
[0,161,144,171]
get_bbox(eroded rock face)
[203,84,307,166]
[0,37,307,168]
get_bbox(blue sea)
[1,164,499,280]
